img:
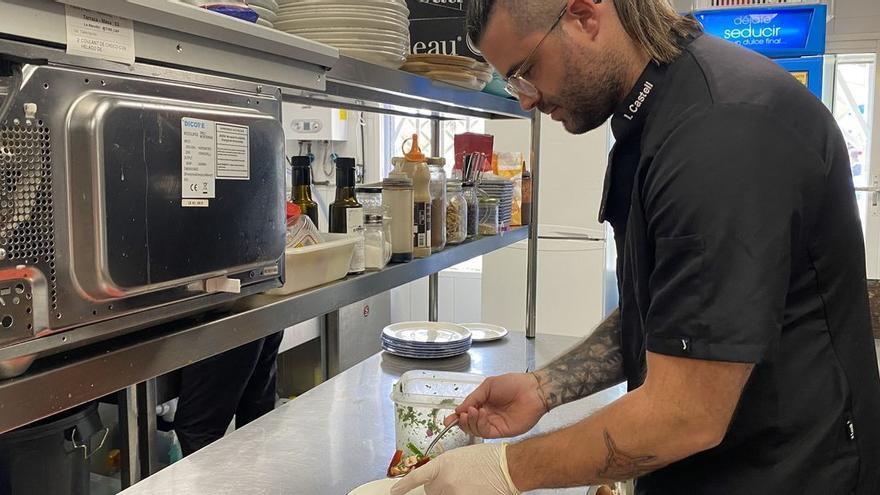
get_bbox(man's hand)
[390,443,520,495]
[446,373,548,438]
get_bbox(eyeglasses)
[504,2,569,100]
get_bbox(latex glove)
[445,373,548,439]
[390,443,520,495]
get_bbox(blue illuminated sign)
[695,4,827,58]
[776,56,824,99]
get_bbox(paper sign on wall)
[65,5,135,65]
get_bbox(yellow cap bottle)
[404,135,432,258]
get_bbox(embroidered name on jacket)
[623,81,655,121]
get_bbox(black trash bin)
[0,402,107,495]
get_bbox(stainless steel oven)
[0,63,286,377]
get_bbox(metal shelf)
[0,1,528,121]
[283,56,529,121]
[0,228,528,434]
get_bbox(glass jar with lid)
[462,182,479,240]
[427,158,447,252]
[479,197,500,236]
[446,181,467,245]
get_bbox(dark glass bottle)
[329,157,365,274]
[290,156,319,228]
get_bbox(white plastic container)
[390,370,485,457]
[267,233,358,296]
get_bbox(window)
[382,116,486,177]
[382,115,487,273]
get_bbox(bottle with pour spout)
[403,135,432,259]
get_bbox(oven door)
[67,92,285,300]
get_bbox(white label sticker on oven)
[215,123,250,180]
[182,199,210,208]
[181,117,217,200]
[65,6,135,65]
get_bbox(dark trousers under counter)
[174,331,284,457]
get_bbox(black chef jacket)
[600,33,880,494]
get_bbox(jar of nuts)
[446,181,467,245]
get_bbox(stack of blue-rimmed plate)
[382,322,472,359]
[478,178,514,228]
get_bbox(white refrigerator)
[482,116,616,339]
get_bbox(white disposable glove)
[390,443,521,495]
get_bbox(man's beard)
[551,42,628,135]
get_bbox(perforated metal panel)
[0,121,58,317]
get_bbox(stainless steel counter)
[120,333,626,495]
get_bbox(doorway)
[831,53,879,276]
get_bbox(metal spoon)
[425,417,460,457]
[390,418,461,479]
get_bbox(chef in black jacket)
[392,1,880,494]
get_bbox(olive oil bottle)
[290,156,319,228]
[329,157,365,274]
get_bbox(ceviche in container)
[388,371,485,476]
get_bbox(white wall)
[484,116,608,231]
[390,270,484,324]
[481,115,611,338]
[828,0,880,42]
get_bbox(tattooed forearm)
[531,310,624,410]
[597,429,663,480]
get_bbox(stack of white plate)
[479,179,515,228]
[249,0,280,28]
[381,322,472,359]
[275,0,410,68]
[401,54,493,91]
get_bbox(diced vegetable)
[406,442,424,458]
[387,449,432,478]
[387,450,404,478]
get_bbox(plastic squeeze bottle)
[404,135,432,259]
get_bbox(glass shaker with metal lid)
[364,213,390,271]
[356,184,384,212]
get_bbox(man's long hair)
[614,0,701,63]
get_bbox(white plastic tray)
[267,233,358,296]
